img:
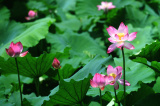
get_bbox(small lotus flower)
[106,65,130,90]
[6,42,28,57]
[90,73,107,90]
[106,22,137,53]
[97,1,116,11]
[25,10,37,20]
[52,58,61,69]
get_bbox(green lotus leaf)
[0,53,54,78]
[0,17,55,58]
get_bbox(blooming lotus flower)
[97,1,116,11]
[52,58,61,69]
[106,65,130,90]
[106,22,137,53]
[90,73,107,90]
[6,42,28,57]
[25,10,37,20]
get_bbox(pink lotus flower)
[90,73,107,90]
[6,42,28,57]
[25,10,37,20]
[97,1,116,11]
[106,22,137,53]
[52,58,61,69]
[106,65,130,90]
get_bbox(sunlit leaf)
[130,41,160,62]
[130,41,160,74]
[153,77,160,93]
[0,18,55,58]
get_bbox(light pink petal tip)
[118,79,131,86]
[124,42,135,50]
[128,32,137,41]
[118,22,126,33]
[107,43,116,53]
[106,26,118,37]
[20,51,28,57]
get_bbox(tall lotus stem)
[15,58,23,106]
[122,47,126,106]
[114,88,120,106]
[99,88,102,106]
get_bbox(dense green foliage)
[0,0,160,105]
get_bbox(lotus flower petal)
[52,58,61,69]
[124,42,135,50]
[128,32,137,41]
[90,73,106,90]
[118,22,128,35]
[6,42,28,57]
[97,2,115,11]
[108,37,117,43]
[107,43,117,53]
[116,42,124,48]
[6,48,15,57]
[116,66,123,74]
[20,51,28,57]
[106,26,118,37]
[90,79,98,88]
[118,79,131,86]
[107,65,117,75]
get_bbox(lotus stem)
[114,88,120,106]
[122,47,126,106]
[15,58,23,106]
[99,88,102,106]
[114,88,117,103]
